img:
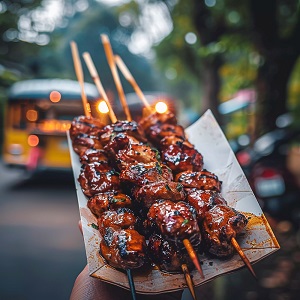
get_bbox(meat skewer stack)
[70,42,200,299]
[68,36,257,299]
[70,116,147,300]
[116,55,256,279]
[139,111,255,276]
[70,115,201,299]
[70,43,144,300]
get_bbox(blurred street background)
[0,164,86,300]
[1,0,300,299]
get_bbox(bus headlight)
[155,101,168,114]
[8,144,24,155]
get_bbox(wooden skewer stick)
[70,41,91,117]
[82,52,118,123]
[181,264,197,300]
[231,237,257,279]
[115,55,153,114]
[126,269,137,300]
[101,34,132,121]
[183,239,204,279]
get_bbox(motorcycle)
[236,116,300,227]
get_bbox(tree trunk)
[200,56,223,124]
[254,54,298,136]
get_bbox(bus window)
[3,79,101,171]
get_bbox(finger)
[78,220,83,235]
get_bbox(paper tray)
[68,109,280,294]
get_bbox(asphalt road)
[0,162,86,300]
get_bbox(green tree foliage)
[36,1,159,95]
[153,0,300,135]
[0,0,42,80]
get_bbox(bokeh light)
[49,90,61,103]
[28,135,39,147]
[97,100,109,114]
[155,101,168,114]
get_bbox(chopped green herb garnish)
[156,162,162,174]
[181,219,189,226]
[165,184,171,191]
[112,197,126,203]
[176,184,183,192]
[91,223,99,230]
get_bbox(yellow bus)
[2,78,107,171]
[2,78,176,172]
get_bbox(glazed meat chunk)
[148,234,193,273]
[120,162,173,186]
[78,163,120,197]
[201,204,248,257]
[100,228,146,269]
[175,170,222,192]
[87,192,132,217]
[147,200,201,248]
[186,190,227,221]
[133,181,186,209]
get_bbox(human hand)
[70,221,183,300]
[70,265,183,300]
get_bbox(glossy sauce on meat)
[103,133,142,158]
[100,120,147,145]
[87,192,132,217]
[120,162,173,186]
[97,208,136,236]
[147,124,186,145]
[78,163,120,197]
[201,204,248,257]
[100,228,146,269]
[148,234,193,273]
[186,190,227,221]
[69,115,105,139]
[139,111,177,134]
[79,148,108,165]
[72,133,103,155]
[161,144,203,174]
[160,136,194,149]
[175,170,222,192]
[133,181,186,209]
[116,144,158,169]
[147,200,201,247]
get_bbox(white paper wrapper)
[68,109,279,294]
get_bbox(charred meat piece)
[147,200,201,248]
[72,133,103,155]
[201,204,248,257]
[87,192,132,217]
[175,170,222,192]
[79,148,108,165]
[100,120,147,145]
[186,190,227,222]
[160,136,194,150]
[69,115,105,140]
[97,208,136,236]
[78,163,120,197]
[147,124,186,145]
[139,111,177,134]
[148,234,193,273]
[104,133,142,158]
[161,144,203,174]
[120,162,173,186]
[133,181,186,209]
[116,144,159,169]
[100,228,146,269]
